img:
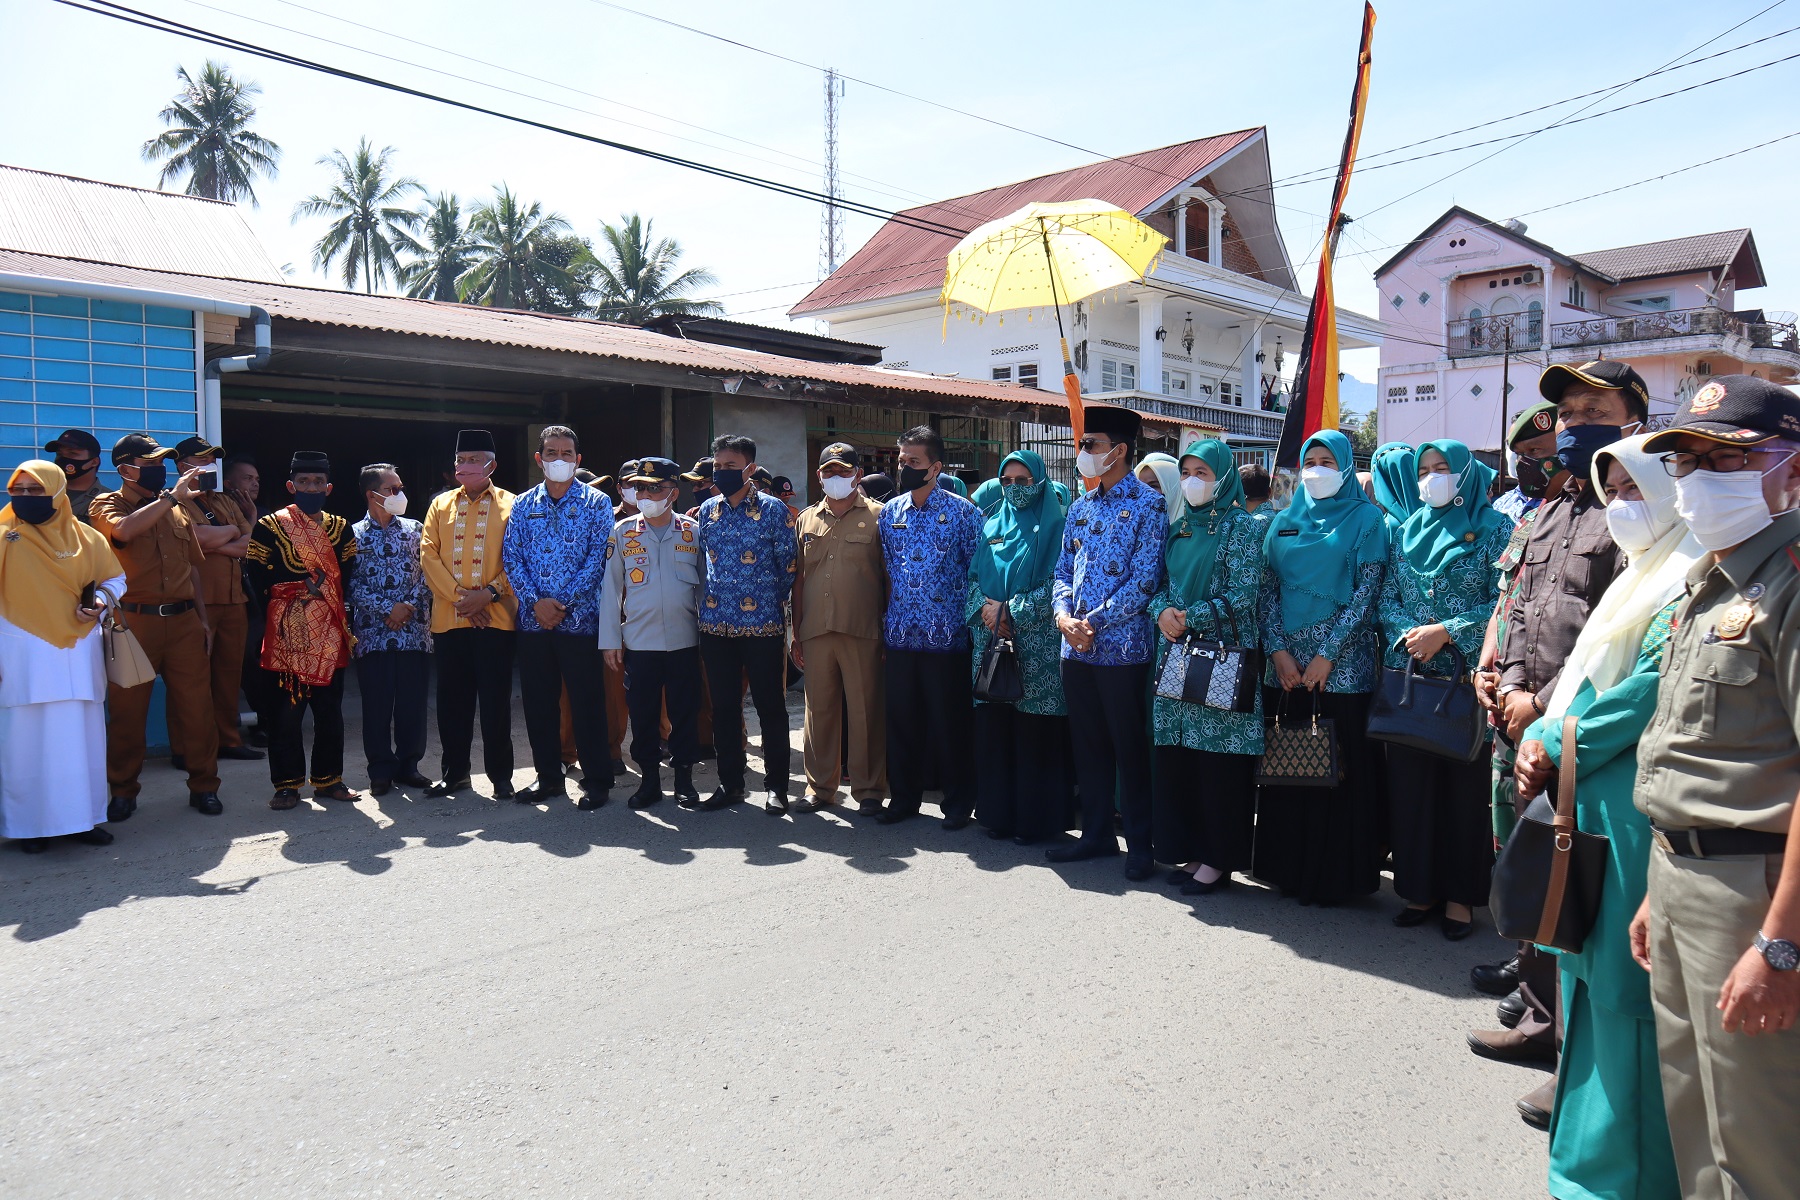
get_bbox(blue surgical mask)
[293,490,328,514]
[711,468,744,496]
[1555,424,1630,481]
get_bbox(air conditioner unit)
[1697,361,1712,376]
[1522,271,1536,283]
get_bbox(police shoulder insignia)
[628,567,645,585]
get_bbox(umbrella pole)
[1040,220,1089,484]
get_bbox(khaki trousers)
[168,600,248,753]
[1649,847,1800,1199]
[107,607,221,799]
[800,632,885,802]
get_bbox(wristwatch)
[159,489,178,503]
[1755,931,1800,972]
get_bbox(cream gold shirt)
[420,485,517,633]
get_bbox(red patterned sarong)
[260,506,352,695]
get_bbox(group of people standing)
[3,359,1799,1199]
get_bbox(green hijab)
[1398,438,1505,579]
[1264,429,1389,630]
[969,476,1003,516]
[973,450,1067,601]
[1163,438,1244,608]
[1370,441,1420,529]
[936,473,968,498]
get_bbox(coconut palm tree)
[460,186,582,311]
[396,193,474,302]
[293,140,423,294]
[141,60,281,205]
[587,214,722,324]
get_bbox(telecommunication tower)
[820,68,845,277]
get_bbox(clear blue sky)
[4,0,1797,396]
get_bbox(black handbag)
[974,634,1025,704]
[1153,598,1260,713]
[1490,715,1609,953]
[1366,640,1487,762]
[1255,688,1342,788]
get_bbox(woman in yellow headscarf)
[0,459,125,852]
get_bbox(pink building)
[1374,206,1799,450]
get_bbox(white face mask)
[1604,497,1657,555]
[635,495,672,518]
[1675,464,1782,553]
[1300,465,1344,500]
[620,485,637,506]
[1179,476,1214,507]
[1418,472,1458,509]
[820,474,857,501]
[541,459,577,484]
[1075,445,1117,479]
[381,491,408,517]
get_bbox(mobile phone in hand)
[195,469,218,492]
[80,581,98,609]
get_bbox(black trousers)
[885,646,975,818]
[1152,745,1257,871]
[355,649,428,784]
[974,703,1072,839]
[268,668,345,790]
[1385,741,1495,907]
[242,594,279,734]
[700,633,790,796]
[1061,659,1153,856]
[518,630,610,791]
[1252,686,1383,905]
[435,627,516,783]
[624,646,701,770]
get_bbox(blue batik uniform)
[348,512,432,786]
[1052,472,1164,665]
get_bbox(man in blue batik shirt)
[1047,404,1165,880]
[500,425,615,808]
[876,426,984,829]
[693,434,799,811]
[349,462,432,797]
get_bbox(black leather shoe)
[941,812,973,832]
[1123,855,1156,882]
[875,806,919,825]
[1393,902,1441,927]
[427,776,471,797]
[107,796,136,823]
[21,837,49,854]
[491,781,516,800]
[515,782,566,805]
[313,783,361,803]
[1442,915,1475,941]
[764,794,790,815]
[218,744,265,760]
[1471,956,1521,997]
[1181,872,1232,896]
[1497,990,1527,1029]
[629,776,663,809]
[246,727,270,748]
[696,787,744,811]
[1012,834,1043,846]
[672,767,701,808]
[189,791,223,815]
[1166,867,1197,886]
[985,826,1014,840]
[575,786,608,810]
[1044,839,1118,863]
[369,780,394,798]
[72,826,114,846]
[396,771,431,788]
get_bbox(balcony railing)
[1550,306,1800,353]
[1108,391,1287,441]
[1446,312,1544,358]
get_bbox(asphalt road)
[2,691,1545,1198]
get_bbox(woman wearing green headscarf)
[1369,440,1421,533]
[1149,439,1265,895]
[1377,438,1513,939]
[1254,429,1390,906]
[966,450,1072,842]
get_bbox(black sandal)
[270,789,302,810]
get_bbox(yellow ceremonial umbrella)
[941,199,1169,442]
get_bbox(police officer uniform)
[1637,375,1800,1198]
[598,458,705,808]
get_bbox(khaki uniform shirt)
[420,485,517,634]
[67,483,104,525]
[1496,483,1623,698]
[178,490,252,605]
[794,496,885,643]
[88,488,205,605]
[1637,510,1800,834]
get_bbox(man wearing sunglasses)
[1629,374,1800,1198]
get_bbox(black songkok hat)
[290,451,330,476]
[860,472,895,502]
[1082,404,1142,443]
[455,429,496,455]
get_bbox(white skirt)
[0,699,108,839]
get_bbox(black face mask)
[10,494,56,524]
[1513,455,1550,499]
[55,456,94,480]
[292,490,328,514]
[897,465,931,493]
[711,468,744,497]
[132,462,167,493]
[1555,425,1626,482]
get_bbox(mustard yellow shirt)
[420,485,517,633]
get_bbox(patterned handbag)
[1254,688,1342,788]
[1154,598,1259,713]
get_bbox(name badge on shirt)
[528,512,547,519]
[1278,528,1299,537]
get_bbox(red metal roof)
[789,129,1264,317]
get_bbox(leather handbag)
[1366,641,1487,762]
[1255,689,1342,788]
[974,635,1025,704]
[1490,714,1609,953]
[102,610,156,689]
[1154,598,1260,713]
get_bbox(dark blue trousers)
[355,649,429,784]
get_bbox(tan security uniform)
[794,494,887,804]
[173,489,253,751]
[89,489,221,798]
[1636,509,1800,1199]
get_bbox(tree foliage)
[395,193,474,302]
[460,186,583,311]
[293,139,423,294]
[587,213,722,324]
[141,60,281,205]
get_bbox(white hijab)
[1134,452,1184,525]
[1544,433,1703,720]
